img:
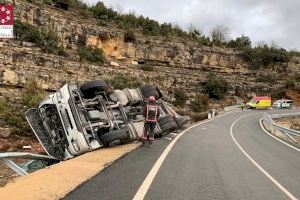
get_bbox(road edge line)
[230,114,298,200]
[132,110,239,200]
[259,118,300,152]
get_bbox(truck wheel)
[100,129,128,147]
[158,115,178,136]
[140,85,160,99]
[80,80,108,98]
[176,116,191,129]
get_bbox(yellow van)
[246,96,271,109]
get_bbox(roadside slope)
[0,143,139,200]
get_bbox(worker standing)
[142,96,160,147]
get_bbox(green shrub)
[106,74,142,90]
[43,0,53,5]
[90,1,117,20]
[285,79,296,89]
[21,79,47,108]
[205,76,229,99]
[191,94,208,112]
[41,29,66,55]
[173,89,188,107]
[241,46,291,69]
[124,30,136,43]
[14,20,43,45]
[52,0,73,10]
[140,65,154,72]
[77,46,105,63]
[227,35,251,49]
[14,21,66,56]
[0,98,31,136]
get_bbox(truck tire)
[140,85,160,99]
[158,115,177,136]
[80,80,108,98]
[100,129,128,147]
[176,116,191,129]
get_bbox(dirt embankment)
[0,143,139,200]
[274,117,300,144]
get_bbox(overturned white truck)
[25,80,190,160]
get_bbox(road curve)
[63,110,300,200]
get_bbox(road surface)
[63,110,300,200]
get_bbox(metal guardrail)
[0,152,58,176]
[224,105,243,112]
[261,113,300,145]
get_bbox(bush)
[173,89,188,107]
[21,79,47,108]
[205,76,229,99]
[77,46,105,63]
[52,0,73,10]
[0,98,31,136]
[140,65,154,72]
[124,30,136,43]
[14,20,43,45]
[41,29,66,55]
[227,35,251,49]
[190,94,208,112]
[106,74,142,90]
[241,45,291,70]
[286,79,296,89]
[14,21,67,56]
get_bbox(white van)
[273,99,293,109]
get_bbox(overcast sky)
[85,0,300,50]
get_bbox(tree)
[188,24,203,39]
[227,35,251,49]
[210,25,230,46]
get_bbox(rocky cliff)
[1,0,300,102]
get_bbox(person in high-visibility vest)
[142,96,160,146]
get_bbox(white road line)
[230,114,298,200]
[132,111,238,200]
[259,118,300,152]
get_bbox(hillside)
[0,0,300,148]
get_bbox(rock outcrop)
[0,0,299,101]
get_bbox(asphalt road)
[63,110,300,200]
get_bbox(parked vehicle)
[25,80,190,160]
[273,99,293,109]
[246,96,271,109]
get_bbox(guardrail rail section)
[262,113,300,146]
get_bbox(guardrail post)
[0,158,28,176]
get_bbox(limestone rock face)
[0,0,298,102]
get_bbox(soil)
[274,117,300,144]
[0,136,43,187]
